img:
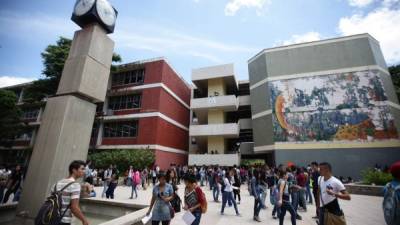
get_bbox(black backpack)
[35,181,75,225]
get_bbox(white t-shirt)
[223,177,234,192]
[54,178,81,223]
[318,176,345,206]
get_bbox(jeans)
[291,191,299,212]
[221,192,239,214]
[298,188,307,210]
[192,211,202,225]
[151,220,170,225]
[253,197,262,217]
[306,185,313,203]
[102,180,109,197]
[208,176,213,190]
[106,182,116,199]
[213,184,220,201]
[319,207,325,225]
[279,202,296,225]
[272,204,281,217]
[313,190,320,216]
[260,185,267,208]
[131,183,138,198]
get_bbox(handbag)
[319,177,347,225]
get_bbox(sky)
[0,0,399,87]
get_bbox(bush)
[88,149,155,175]
[241,159,265,167]
[361,168,393,185]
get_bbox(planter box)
[345,183,384,196]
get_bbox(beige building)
[188,64,253,166]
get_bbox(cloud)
[0,76,35,88]
[277,31,322,46]
[224,0,271,16]
[113,19,258,62]
[338,1,400,64]
[348,0,376,7]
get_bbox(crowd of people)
[1,159,400,225]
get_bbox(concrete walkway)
[94,183,385,225]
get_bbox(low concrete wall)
[345,183,384,197]
[189,153,240,166]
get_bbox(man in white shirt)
[102,165,113,198]
[318,162,351,225]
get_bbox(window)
[103,121,138,138]
[16,130,33,140]
[112,69,145,86]
[108,94,141,110]
[22,108,39,120]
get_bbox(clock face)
[74,0,95,16]
[96,0,116,26]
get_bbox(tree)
[24,36,122,102]
[0,90,23,147]
[88,149,155,174]
[389,64,400,102]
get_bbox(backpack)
[383,182,400,225]
[195,186,207,214]
[35,181,75,225]
[170,192,182,213]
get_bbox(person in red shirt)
[296,168,307,211]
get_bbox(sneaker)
[221,212,224,215]
[236,213,241,217]
[272,216,278,219]
[129,197,133,199]
[296,214,302,220]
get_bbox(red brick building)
[2,58,191,169]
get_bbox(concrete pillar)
[17,24,114,219]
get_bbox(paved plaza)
[93,184,385,225]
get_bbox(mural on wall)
[269,70,398,142]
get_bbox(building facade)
[248,34,400,178]
[188,64,253,166]
[1,58,191,169]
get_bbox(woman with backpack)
[146,171,175,225]
[130,170,140,199]
[221,168,240,216]
[183,174,207,225]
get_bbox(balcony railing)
[190,95,238,111]
[189,123,239,137]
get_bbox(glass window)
[108,94,141,110]
[103,121,138,138]
[111,69,145,86]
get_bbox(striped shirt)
[54,178,81,223]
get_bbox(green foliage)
[389,64,400,102]
[23,36,122,102]
[361,168,393,185]
[241,159,265,167]
[0,90,23,147]
[88,149,155,174]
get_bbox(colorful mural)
[269,70,398,142]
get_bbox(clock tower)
[16,0,118,220]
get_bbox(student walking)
[183,174,206,225]
[2,165,23,204]
[102,165,112,198]
[53,160,89,225]
[233,169,241,204]
[106,173,118,199]
[277,169,296,225]
[221,168,240,216]
[212,167,220,202]
[130,171,140,199]
[250,170,262,222]
[146,172,174,225]
[318,162,351,225]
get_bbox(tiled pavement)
[94,183,385,225]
